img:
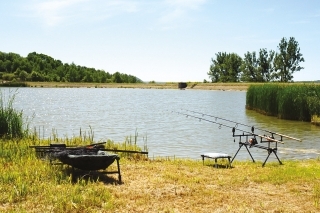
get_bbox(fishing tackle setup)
[174,109,302,167]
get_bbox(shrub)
[2,73,16,81]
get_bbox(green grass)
[0,133,146,212]
[0,136,320,212]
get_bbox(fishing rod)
[181,109,302,142]
[174,111,285,144]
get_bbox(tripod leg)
[273,150,283,165]
[262,151,272,167]
[231,144,243,163]
[244,145,255,162]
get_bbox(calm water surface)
[6,87,320,162]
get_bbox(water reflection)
[245,109,320,160]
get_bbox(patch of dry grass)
[1,138,320,212]
[106,158,320,212]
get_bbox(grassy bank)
[0,137,320,212]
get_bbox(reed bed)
[0,89,28,138]
[1,136,320,212]
[246,83,320,122]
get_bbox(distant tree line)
[208,37,305,83]
[0,52,142,83]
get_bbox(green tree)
[0,60,5,72]
[3,60,12,72]
[223,53,242,82]
[31,71,44,81]
[240,51,260,82]
[258,48,275,82]
[274,37,304,82]
[112,72,123,83]
[0,51,142,83]
[208,52,227,82]
[208,52,242,82]
[19,70,29,81]
[241,49,275,82]
[2,73,16,81]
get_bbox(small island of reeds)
[246,83,320,125]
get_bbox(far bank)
[3,81,319,91]
[2,81,253,90]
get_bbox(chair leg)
[227,157,231,168]
[116,159,121,183]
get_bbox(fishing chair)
[30,143,122,183]
[230,127,283,167]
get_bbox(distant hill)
[0,51,142,83]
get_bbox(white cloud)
[24,0,206,30]
[164,0,206,10]
[158,0,206,27]
[29,0,86,26]
[27,0,139,27]
[159,8,184,23]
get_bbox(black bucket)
[178,82,187,89]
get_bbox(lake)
[5,87,320,162]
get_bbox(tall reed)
[0,89,27,138]
[246,83,281,116]
[246,83,320,122]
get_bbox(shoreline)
[23,82,251,91]
[2,81,320,91]
[3,81,319,91]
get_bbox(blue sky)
[1,0,319,82]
